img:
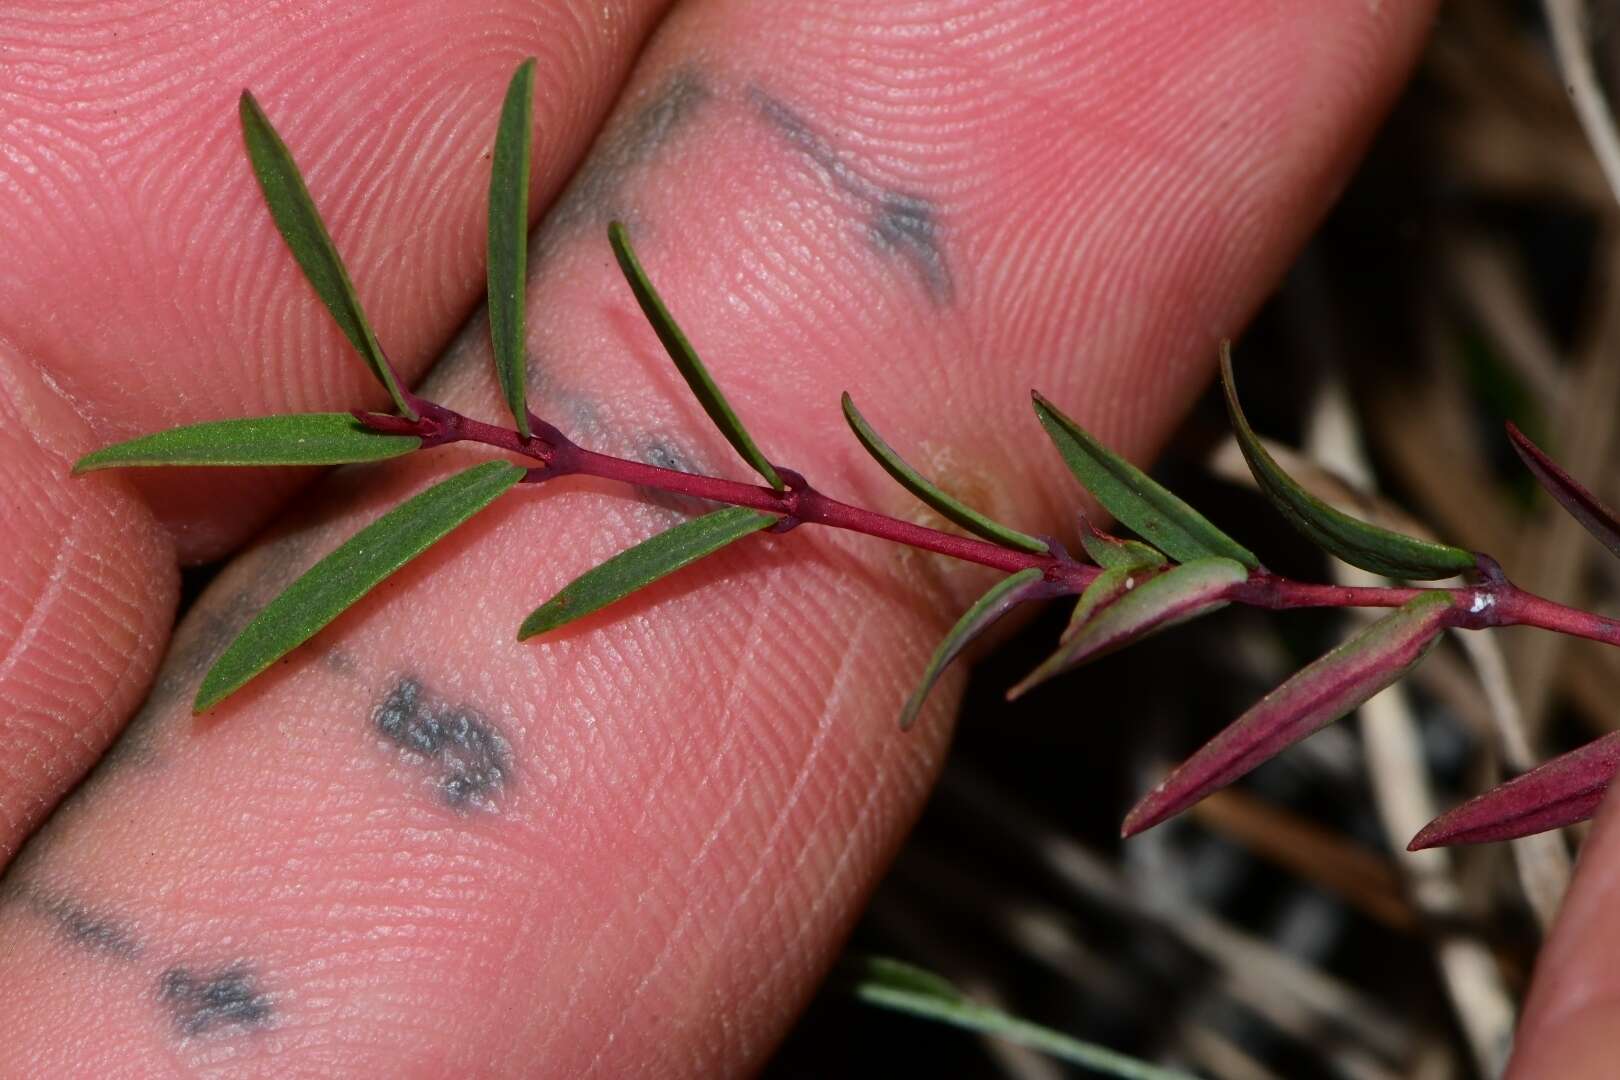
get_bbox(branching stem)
[357,403,1620,650]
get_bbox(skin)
[8,0,1568,1075]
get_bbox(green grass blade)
[239,90,416,419]
[74,414,420,472]
[488,59,537,437]
[900,567,1045,730]
[848,956,1197,1080]
[842,392,1047,554]
[519,507,777,639]
[608,221,784,490]
[1033,391,1258,568]
[196,461,524,711]
[1221,344,1475,579]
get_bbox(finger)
[1502,783,1620,1076]
[2,0,672,561]
[0,0,1435,1074]
[0,346,176,862]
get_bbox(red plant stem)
[357,403,1620,650]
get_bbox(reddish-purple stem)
[353,403,1620,648]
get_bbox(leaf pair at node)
[1406,422,1620,848]
[80,60,795,712]
[998,351,1481,836]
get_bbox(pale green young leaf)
[848,956,1196,1080]
[842,393,1047,553]
[488,59,537,437]
[608,221,784,490]
[1080,526,1167,572]
[1033,391,1258,568]
[74,414,419,473]
[239,91,416,418]
[196,461,524,711]
[519,506,777,639]
[1221,344,1475,579]
[1009,557,1247,699]
[900,567,1046,730]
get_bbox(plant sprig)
[75,59,1620,859]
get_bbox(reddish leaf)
[1409,731,1620,849]
[1507,421,1620,561]
[1122,592,1453,838]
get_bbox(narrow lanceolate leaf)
[1032,392,1258,568]
[848,956,1196,1080]
[1221,344,1475,579]
[1409,731,1620,850]
[1122,591,1454,838]
[609,221,784,490]
[519,506,776,639]
[900,568,1046,730]
[74,414,419,473]
[1079,522,1167,572]
[196,461,524,711]
[1507,421,1620,561]
[1008,558,1246,700]
[240,91,416,419]
[842,393,1047,553]
[488,59,537,437]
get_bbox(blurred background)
[766,4,1620,1077]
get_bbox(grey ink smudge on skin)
[159,963,272,1037]
[543,68,712,242]
[0,882,141,960]
[750,88,953,304]
[374,678,511,809]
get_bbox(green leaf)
[1061,564,1138,640]
[608,221,784,490]
[239,91,416,419]
[74,414,420,473]
[1079,524,1166,572]
[1032,391,1258,568]
[1123,590,1452,836]
[1221,343,1475,579]
[488,59,537,437]
[842,393,1047,554]
[196,461,523,711]
[900,567,1046,730]
[1009,557,1246,699]
[519,506,777,639]
[847,955,1197,1080]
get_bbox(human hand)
[0,1,1438,1073]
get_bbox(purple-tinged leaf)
[901,568,1047,730]
[1079,520,1166,573]
[1507,421,1620,561]
[1409,731,1620,850]
[1122,591,1453,838]
[1007,558,1247,700]
[1222,344,1476,579]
